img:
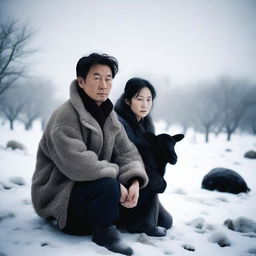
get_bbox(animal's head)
[144,132,184,165]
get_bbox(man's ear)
[77,76,85,88]
[125,98,131,106]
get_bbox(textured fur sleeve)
[47,125,119,181]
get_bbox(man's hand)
[121,180,139,208]
[120,183,128,204]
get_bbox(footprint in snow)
[248,248,256,255]
[186,217,215,234]
[182,243,195,252]
[40,242,49,247]
[224,217,256,233]
[0,211,15,223]
[0,182,13,190]
[9,176,26,186]
[208,231,231,247]
[137,233,156,247]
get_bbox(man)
[31,53,148,255]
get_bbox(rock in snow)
[224,217,256,233]
[6,140,26,151]
[201,167,250,194]
[244,150,256,159]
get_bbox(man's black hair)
[76,53,119,79]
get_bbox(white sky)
[1,0,256,99]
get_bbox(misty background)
[0,0,256,142]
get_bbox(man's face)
[77,64,113,106]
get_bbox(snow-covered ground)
[0,121,256,256]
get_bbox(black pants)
[62,177,172,235]
[62,177,120,235]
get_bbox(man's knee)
[97,177,120,199]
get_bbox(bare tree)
[0,77,60,130]
[0,19,35,95]
[240,100,256,135]
[217,77,255,141]
[18,78,60,130]
[0,84,27,129]
[189,83,222,142]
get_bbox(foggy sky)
[1,0,256,99]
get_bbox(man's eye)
[94,77,100,80]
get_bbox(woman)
[114,77,173,237]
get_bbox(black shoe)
[92,225,134,255]
[145,226,167,237]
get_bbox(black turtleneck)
[77,84,113,128]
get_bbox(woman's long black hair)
[114,77,156,133]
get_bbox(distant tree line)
[1,18,255,139]
[0,77,60,130]
[153,76,256,142]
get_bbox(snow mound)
[224,217,256,233]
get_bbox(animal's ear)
[144,132,157,143]
[173,134,184,142]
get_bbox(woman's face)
[127,87,153,121]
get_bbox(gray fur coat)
[31,80,148,229]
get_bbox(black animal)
[144,132,184,172]
[142,132,184,229]
[202,168,250,194]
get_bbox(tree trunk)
[182,125,188,135]
[9,119,14,130]
[252,125,256,135]
[227,130,232,141]
[25,119,33,130]
[205,125,210,143]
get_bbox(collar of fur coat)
[69,79,119,133]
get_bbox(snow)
[0,121,256,256]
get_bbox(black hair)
[114,77,156,134]
[76,53,119,79]
[123,77,156,101]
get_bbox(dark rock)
[202,168,250,194]
[9,176,26,186]
[244,151,256,159]
[224,217,256,233]
[6,140,25,151]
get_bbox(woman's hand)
[121,180,140,208]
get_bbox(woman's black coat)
[114,95,173,232]
[114,97,166,193]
